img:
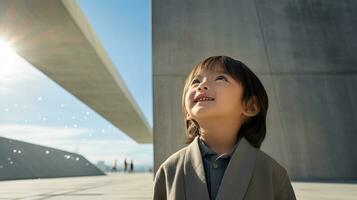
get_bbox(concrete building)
[0,0,152,144]
[0,0,152,180]
[0,136,104,180]
[153,0,357,180]
[1,0,356,181]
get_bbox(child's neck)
[198,117,242,155]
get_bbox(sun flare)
[0,38,14,53]
[0,38,18,77]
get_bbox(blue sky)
[0,0,153,169]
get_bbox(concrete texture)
[0,0,152,143]
[0,136,104,180]
[152,0,357,180]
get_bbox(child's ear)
[185,110,190,120]
[242,95,260,117]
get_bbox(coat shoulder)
[156,146,187,176]
[254,149,296,199]
[255,149,288,174]
[245,148,296,199]
[153,147,188,200]
[154,146,188,189]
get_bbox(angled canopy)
[0,0,152,143]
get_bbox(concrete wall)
[0,136,104,181]
[153,0,357,180]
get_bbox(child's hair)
[181,56,269,148]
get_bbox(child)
[153,56,296,200]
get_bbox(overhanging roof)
[0,0,152,143]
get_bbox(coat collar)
[198,136,241,159]
[184,136,257,200]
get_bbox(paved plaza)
[0,173,356,199]
[0,173,153,200]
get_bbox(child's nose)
[198,82,209,90]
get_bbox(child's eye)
[191,79,200,85]
[216,75,228,81]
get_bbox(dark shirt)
[197,136,241,200]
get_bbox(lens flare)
[0,38,18,84]
[0,38,14,55]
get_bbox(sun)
[0,38,15,57]
[0,38,18,75]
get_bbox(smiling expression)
[184,66,245,122]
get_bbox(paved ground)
[0,173,356,199]
[293,181,357,200]
[0,173,153,200]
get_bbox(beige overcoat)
[153,136,296,200]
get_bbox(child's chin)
[192,107,217,118]
[193,101,215,107]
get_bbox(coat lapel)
[184,136,257,200]
[215,137,257,200]
[184,136,210,200]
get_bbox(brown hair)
[181,56,269,148]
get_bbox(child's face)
[185,68,246,123]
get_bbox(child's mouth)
[194,97,215,103]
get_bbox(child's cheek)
[185,90,194,107]
[217,91,237,109]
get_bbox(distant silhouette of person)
[111,159,117,173]
[130,159,134,173]
[124,158,128,173]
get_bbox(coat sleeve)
[277,169,297,200]
[153,167,167,200]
